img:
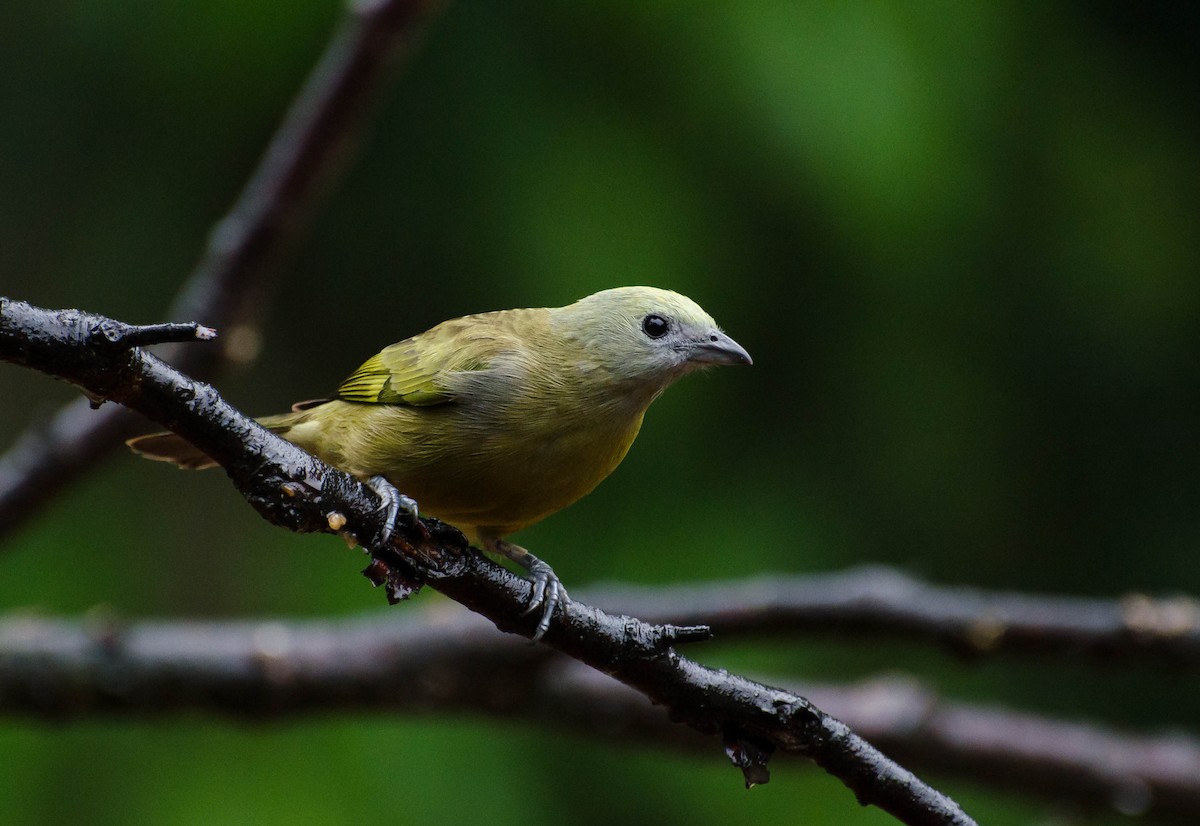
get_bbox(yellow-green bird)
[128,286,751,638]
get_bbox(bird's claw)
[367,475,419,546]
[518,554,570,641]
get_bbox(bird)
[128,286,752,639]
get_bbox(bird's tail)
[125,431,219,470]
[126,409,313,470]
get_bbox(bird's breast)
[407,392,648,536]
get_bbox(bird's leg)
[484,536,569,641]
[366,475,419,546]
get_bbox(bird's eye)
[641,314,670,339]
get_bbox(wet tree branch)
[2,611,1196,819]
[0,297,976,826]
[0,0,442,545]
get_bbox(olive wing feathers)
[335,315,524,407]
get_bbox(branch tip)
[657,623,713,648]
[94,320,221,350]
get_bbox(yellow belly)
[278,400,645,538]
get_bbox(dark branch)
[589,569,1200,664]
[3,610,1197,820]
[823,678,1200,821]
[0,297,975,826]
[0,0,441,545]
[92,321,218,349]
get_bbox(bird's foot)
[489,539,569,641]
[517,552,570,641]
[367,475,419,546]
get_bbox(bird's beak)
[689,330,753,366]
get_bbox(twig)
[91,321,218,349]
[0,0,441,545]
[587,569,1200,664]
[3,610,1197,819]
[0,297,976,826]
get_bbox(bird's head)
[555,287,752,389]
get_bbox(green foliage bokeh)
[1,2,1197,824]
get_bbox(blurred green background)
[2,1,1198,824]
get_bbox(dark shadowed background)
[1,2,1197,824]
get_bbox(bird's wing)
[335,315,523,407]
